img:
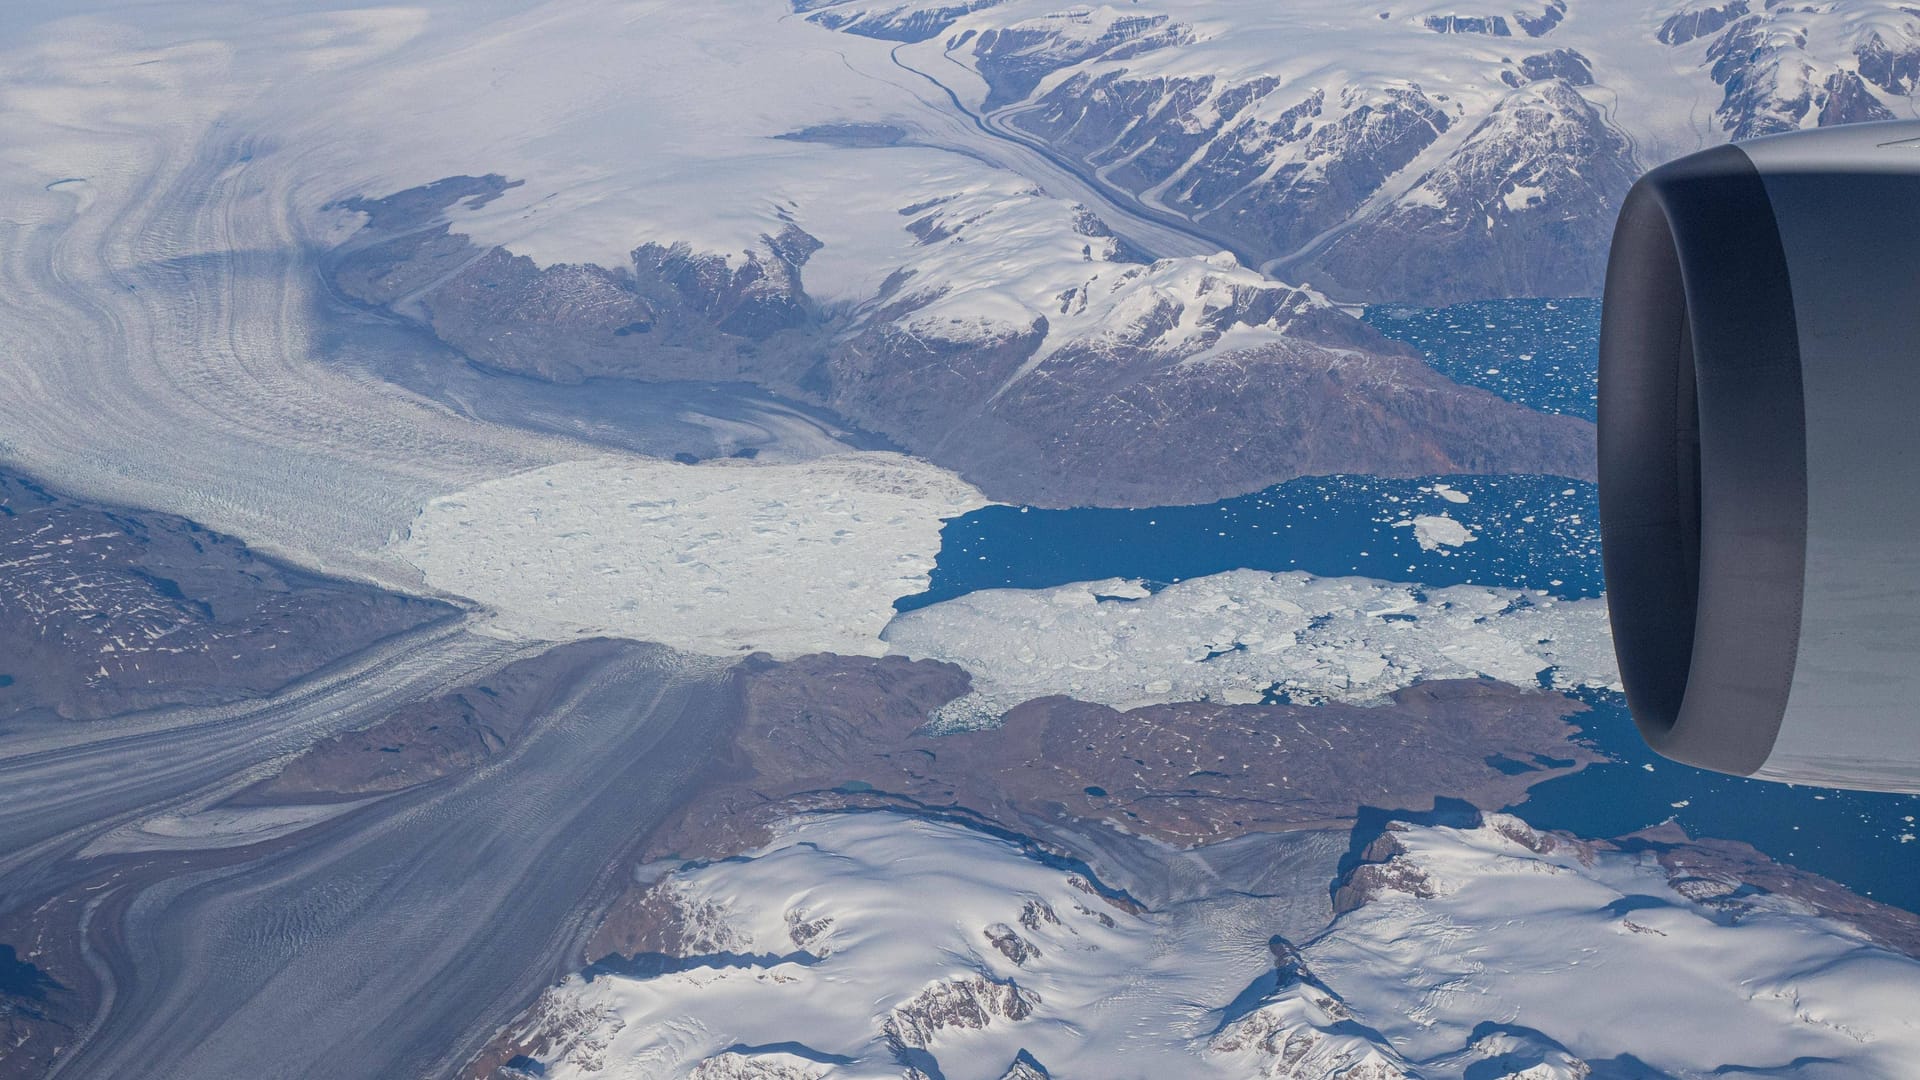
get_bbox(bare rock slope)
[329,177,1595,508]
[0,470,453,722]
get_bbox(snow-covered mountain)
[481,811,1920,1079]
[1312,813,1920,1077]
[2,0,1910,528]
[328,162,1594,510]
[804,0,1920,301]
[0,0,1605,533]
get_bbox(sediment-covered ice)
[393,453,987,657]
[882,569,1618,729]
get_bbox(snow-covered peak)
[870,173,1332,367]
[1208,958,1418,1079]
[688,1052,831,1080]
[495,813,1192,1079]
[807,0,1918,300]
[1676,1,1920,136]
[491,809,1920,1079]
[1309,813,1920,1076]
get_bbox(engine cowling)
[1599,120,1920,794]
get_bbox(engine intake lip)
[1598,143,1808,776]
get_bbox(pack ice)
[883,569,1619,730]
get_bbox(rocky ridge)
[0,469,453,723]
[806,0,1918,303]
[329,175,1595,508]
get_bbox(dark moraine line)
[0,626,510,906]
[43,644,734,1080]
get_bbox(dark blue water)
[899,473,1599,612]
[1512,690,1920,912]
[904,298,1920,914]
[0,943,56,999]
[1365,298,1601,420]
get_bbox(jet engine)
[1600,120,1920,794]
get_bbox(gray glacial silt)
[0,625,509,912]
[7,640,732,1080]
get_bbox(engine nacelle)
[1600,120,1920,794]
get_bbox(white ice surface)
[883,569,1619,728]
[517,810,1920,1080]
[0,0,1346,591]
[1310,814,1920,1077]
[392,453,987,658]
[512,812,1344,1079]
[0,9,592,586]
[1404,513,1478,551]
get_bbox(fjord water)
[1364,298,1603,420]
[911,298,1920,913]
[1520,690,1920,911]
[900,472,1602,613]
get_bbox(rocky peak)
[800,0,1003,43]
[971,9,1195,108]
[586,879,748,962]
[983,922,1040,966]
[1018,898,1061,932]
[784,906,835,953]
[1312,78,1637,302]
[688,1052,828,1080]
[997,1048,1052,1079]
[634,223,822,340]
[883,974,1039,1051]
[1333,828,1437,916]
[1858,28,1920,95]
[1514,0,1568,37]
[1504,48,1593,87]
[1695,6,1915,138]
[1462,1028,1594,1079]
[1657,0,1750,46]
[1208,971,1416,1079]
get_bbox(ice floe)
[393,453,987,657]
[1403,512,1477,551]
[882,568,1618,729]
